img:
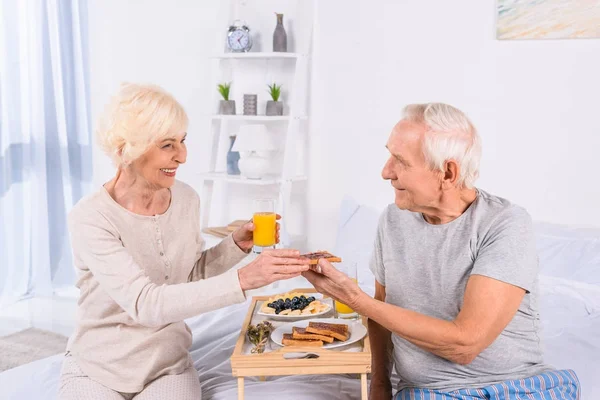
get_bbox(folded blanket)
[396,369,580,400]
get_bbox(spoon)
[283,352,320,360]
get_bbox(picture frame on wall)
[497,0,600,40]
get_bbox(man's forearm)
[356,294,476,365]
[368,317,394,387]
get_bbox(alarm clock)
[227,20,252,53]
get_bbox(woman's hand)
[237,249,310,291]
[232,215,281,253]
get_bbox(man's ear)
[442,160,460,189]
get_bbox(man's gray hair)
[403,103,481,189]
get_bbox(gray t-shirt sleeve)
[471,206,538,292]
[369,212,386,286]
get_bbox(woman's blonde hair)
[96,83,189,166]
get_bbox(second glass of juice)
[335,260,359,320]
[252,199,276,254]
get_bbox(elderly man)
[303,103,580,399]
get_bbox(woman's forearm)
[189,235,248,282]
[133,268,246,327]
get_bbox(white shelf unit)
[199,172,307,186]
[208,114,307,121]
[211,52,304,59]
[199,0,314,249]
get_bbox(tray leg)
[361,373,368,400]
[238,377,244,400]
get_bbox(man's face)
[381,120,442,211]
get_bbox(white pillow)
[333,196,382,297]
[539,275,600,321]
[535,222,600,286]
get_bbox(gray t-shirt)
[369,188,550,391]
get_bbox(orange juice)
[335,278,358,314]
[253,212,276,247]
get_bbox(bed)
[2,197,599,399]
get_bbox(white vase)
[238,153,271,179]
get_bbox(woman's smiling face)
[128,131,188,189]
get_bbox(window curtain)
[0,0,92,306]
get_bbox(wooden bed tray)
[230,288,371,400]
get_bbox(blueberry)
[267,302,274,308]
[307,296,315,302]
[300,295,306,300]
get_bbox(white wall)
[307,0,600,250]
[89,1,600,252]
[89,0,221,187]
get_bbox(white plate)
[256,294,332,321]
[270,317,367,349]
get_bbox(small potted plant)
[218,82,236,115]
[266,83,283,116]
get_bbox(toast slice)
[282,333,323,347]
[292,327,335,343]
[305,322,350,341]
[299,251,342,265]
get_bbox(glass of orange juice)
[335,261,359,320]
[252,199,277,254]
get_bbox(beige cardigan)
[66,180,248,393]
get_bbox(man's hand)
[232,214,281,252]
[301,259,366,309]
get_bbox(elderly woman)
[58,83,310,400]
